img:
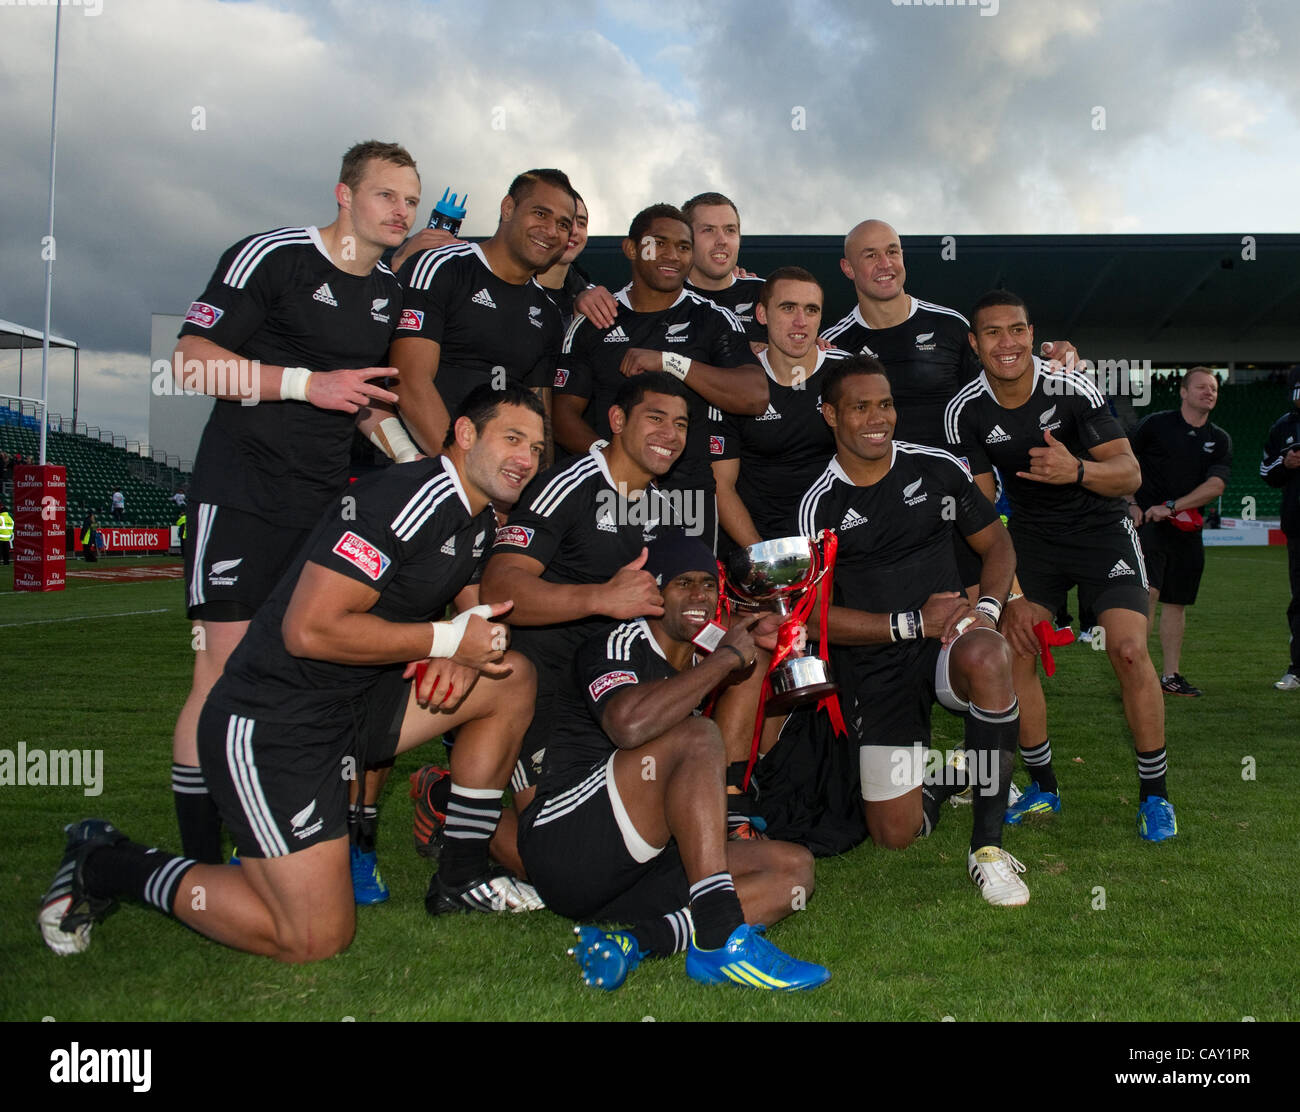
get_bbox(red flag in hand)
[1033,620,1076,677]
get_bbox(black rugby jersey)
[211,456,494,723]
[798,445,997,618]
[538,618,679,795]
[944,358,1129,536]
[554,286,759,495]
[685,274,767,343]
[491,444,671,668]
[1131,410,1232,510]
[820,297,981,449]
[713,348,849,541]
[1261,410,1300,536]
[180,225,403,528]
[395,242,564,417]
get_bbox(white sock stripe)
[448,783,503,801]
[145,856,195,912]
[688,872,736,900]
[968,701,1020,724]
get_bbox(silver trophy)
[724,535,837,714]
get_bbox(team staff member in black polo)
[945,290,1177,842]
[387,169,577,458]
[172,140,421,865]
[1130,367,1233,697]
[552,203,767,550]
[38,386,550,963]
[1261,365,1300,691]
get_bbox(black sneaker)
[38,819,126,955]
[424,866,545,916]
[1161,673,1202,697]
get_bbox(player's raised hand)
[1018,428,1079,485]
[619,348,667,378]
[451,600,515,675]
[749,610,785,653]
[718,613,762,671]
[604,547,664,618]
[1040,340,1081,371]
[306,367,400,414]
[1285,448,1300,471]
[999,595,1040,658]
[576,285,618,329]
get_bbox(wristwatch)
[1165,499,1177,511]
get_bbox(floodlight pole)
[38,1,62,466]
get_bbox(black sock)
[350,804,379,852]
[688,872,744,950]
[1137,746,1169,802]
[968,699,1020,851]
[627,907,693,957]
[1020,738,1058,795]
[84,841,197,914]
[919,786,943,837]
[437,783,503,886]
[172,763,223,864]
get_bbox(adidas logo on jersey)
[605,326,630,343]
[986,425,1011,444]
[472,530,486,557]
[313,283,338,307]
[1108,559,1135,579]
[903,477,927,506]
[440,537,457,556]
[840,507,869,531]
[596,509,618,533]
[472,288,497,309]
[858,343,878,357]
[756,404,782,421]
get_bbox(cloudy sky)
[1,0,1296,448]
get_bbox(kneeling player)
[518,534,828,991]
[798,356,1027,905]
[39,387,547,963]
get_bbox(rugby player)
[171,141,420,871]
[535,193,592,325]
[476,373,689,836]
[798,356,1028,905]
[680,192,766,344]
[520,532,829,991]
[712,266,849,547]
[1260,365,1300,691]
[387,169,576,457]
[552,203,767,549]
[1130,367,1232,697]
[945,291,1176,841]
[38,386,549,963]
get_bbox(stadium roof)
[578,233,1300,365]
[0,318,79,350]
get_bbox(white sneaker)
[1275,672,1299,691]
[968,846,1030,906]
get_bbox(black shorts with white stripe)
[517,755,689,921]
[196,673,408,858]
[183,502,310,621]
[1011,517,1150,620]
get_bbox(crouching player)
[39,386,547,963]
[798,356,1027,905]
[518,534,828,991]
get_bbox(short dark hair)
[1181,366,1217,388]
[613,371,691,420]
[682,192,739,226]
[507,168,578,206]
[820,354,890,407]
[628,203,690,245]
[443,383,547,448]
[760,265,822,307]
[339,141,418,191]
[969,289,1032,330]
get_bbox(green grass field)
[2,549,1298,1023]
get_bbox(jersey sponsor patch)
[399,308,425,330]
[589,669,638,701]
[710,434,725,455]
[184,301,223,328]
[331,531,391,581]
[494,524,535,548]
[554,368,570,388]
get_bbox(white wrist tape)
[661,351,692,381]
[975,596,1003,624]
[370,416,419,463]
[280,367,313,402]
[890,610,922,642]
[429,604,494,659]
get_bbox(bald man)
[822,220,1077,450]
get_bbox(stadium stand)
[0,406,190,527]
